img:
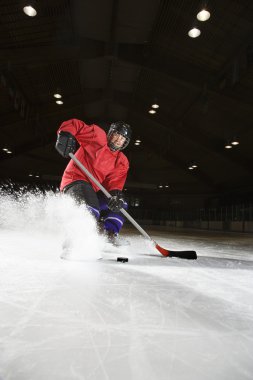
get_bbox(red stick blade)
[155,243,170,257]
[155,243,197,260]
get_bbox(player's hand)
[108,191,124,212]
[55,131,78,158]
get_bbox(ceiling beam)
[104,0,120,119]
[113,91,253,174]
[0,131,55,161]
[141,103,253,174]
[3,39,253,110]
[0,88,125,131]
[0,40,105,66]
[127,112,216,190]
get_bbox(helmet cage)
[107,122,131,151]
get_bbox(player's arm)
[102,157,129,211]
[55,119,95,158]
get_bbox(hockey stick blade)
[155,243,197,260]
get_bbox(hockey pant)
[63,180,127,235]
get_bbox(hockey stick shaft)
[69,153,197,260]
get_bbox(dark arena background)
[0,1,253,379]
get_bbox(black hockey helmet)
[107,121,132,151]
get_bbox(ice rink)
[0,192,253,380]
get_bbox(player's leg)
[63,180,100,219]
[97,191,128,244]
[61,181,100,257]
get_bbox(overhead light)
[135,139,141,143]
[35,175,40,178]
[54,93,62,99]
[188,28,201,38]
[23,5,37,17]
[124,188,127,191]
[56,100,63,105]
[225,144,232,149]
[2,148,8,152]
[192,164,198,168]
[134,142,140,146]
[149,109,156,114]
[158,185,163,188]
[165,185,169,188]
[151,104,159,109]
[29,174,33,177]
[188,166,194,170]
[6,151,12,154]
[231,139,239,146]
[197,9,211,21]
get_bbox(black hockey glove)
[55,131,78,158]
[108,190,124,212]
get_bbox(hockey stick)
[69,153,197,260]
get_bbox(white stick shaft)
[69,153,153,242]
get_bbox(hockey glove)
[55,131,78,158]
[108,190,124,212]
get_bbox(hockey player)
[55,118,132,245]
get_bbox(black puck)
[117,257,128,263]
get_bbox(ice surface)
[0,191,253,379]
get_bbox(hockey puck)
[117,257,128,263]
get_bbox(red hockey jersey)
[58,119,129,192]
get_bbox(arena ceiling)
[0,0,253,202]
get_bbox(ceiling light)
[151,104,159,109]
[188,166,194,170]
[165,185,169,188]
[158,185,163,188]
[35,175,39,178]
[3,148,8,152]
[56,100,63,105]
[54,93,62,99]
[23,5,37,17]
[225,144,232,149]
[197,9,211,21]
[192,164,198,168]
[231,140,239,145]
[29,174,33,177]
[135,139,141,143]
[149,109,156,114]
[188,28,201,38]
[6,151,12,154]
[134,142,140,146]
